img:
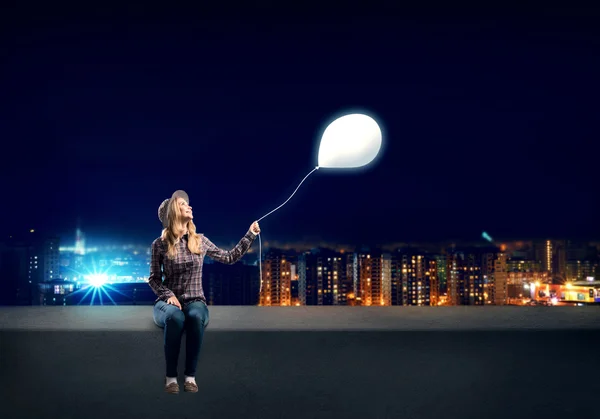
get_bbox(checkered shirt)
[148,230,257,306]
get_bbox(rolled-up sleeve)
[147,239,175,299]
[203,231,256,265]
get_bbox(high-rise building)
[481,251,497,305]
[447,249,484,306]
[297,248,348,306]
[553,241,567,283]
[447,253,460,306]
[382,253,392,306]
[259,249,296,306]
[428,259,439,306]
[534,239,567,282]
[298,253,308,305]
[391,253,402,306]
[493,253,508,305]
[336,251,354,306]
[353,248,391,306]
[392,249,434,306]
[435,255,447,295]
[43,237,60,282]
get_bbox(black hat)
[158,190,189,228]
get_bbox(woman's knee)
[187,307,209,327]
[166,309,185,328]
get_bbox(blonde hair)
[161,197,202,259]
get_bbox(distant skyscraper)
[435,255,447,295]
[297,248,347,306]
[392,249,434,306]
[428,259,439,306]
[481,251,496,305]
[43,237,60,282]
[447,249,484,306]
[553,240,567,283]
[382,253,392,306]
[493,253,508,305]
[298,253,308,305]
[259,249,295,306]
[353,248,391,306]
[447,253,460,306]
[534,239,567,283]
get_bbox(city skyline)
[2,225,598,307]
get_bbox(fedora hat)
[158,190,189,228]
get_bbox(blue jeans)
[153,299,210,378]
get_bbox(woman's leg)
[182,300,210,377]
[153,300,186,378]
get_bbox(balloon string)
[257,166,320,222]
[259,233,262,296]
[257,165,320,304]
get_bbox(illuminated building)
[534,240,567,282]
[428,259,439,306]
[392,249,433,306]
[259,249,295,306]
[447,253,460,306]
[481,251,497,305]
[447,249,484,306]
[297,248,349,306]
[506,259,548,296]
[38,279,77,306]
[382,253,392,306]
[43,237,60,282]
[435,255,447,295]
[354,248,391,306]
[533,282,600,305]
[566,260,597,282]
[338,251,355,306]
[358,252,374,306]
[493,253,508,305]
[507,259,542,274]
[345,252,359,306]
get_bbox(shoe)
[184,381,198,393]
[165,382,179,394]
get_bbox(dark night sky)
[1,2,599,247]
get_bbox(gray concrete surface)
[1,306,599,331]
[1,307,598,419]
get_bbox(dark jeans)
[153,299,210,378]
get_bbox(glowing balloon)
[255,111,384,295]
[317,113,382,169]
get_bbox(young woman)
[148,190,260,394]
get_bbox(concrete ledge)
[2,307,599,419]
[1,306,599,331]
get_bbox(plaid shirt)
[148,230,257,306]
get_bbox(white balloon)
[317,113,382,169]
